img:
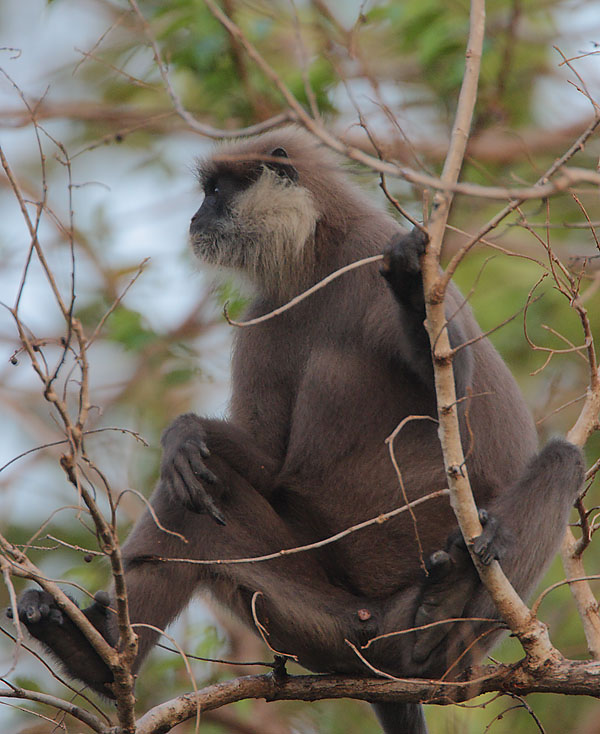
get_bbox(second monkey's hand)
[160,413,226,525]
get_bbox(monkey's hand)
[160,413,226,524]
[8,589,116,698]
[380,227,429,313]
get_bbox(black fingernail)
[211,508,227,526]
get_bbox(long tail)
[372,702,428,734]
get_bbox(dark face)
[188,147,300,268]
[190,148,298,237]
[189,171,251,241]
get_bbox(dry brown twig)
[0,106,141,728]
[3,2,600,731]
[128,488,450,568]
[126,0,600,203]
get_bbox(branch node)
[448,464,465,479]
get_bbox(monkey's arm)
[160,413,280,519]
[379,228,473,397]
[201,417,280,494]
[380,228,429,315]
[8,589,116,698]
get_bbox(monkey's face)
[190,147,319,296]
[189,170,251,268]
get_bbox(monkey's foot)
[471,508,504,566]
[447,508,506,566]
[9,589,116,697]
[412,551,476,664]
[411,509,505,663]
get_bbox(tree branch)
[420,0,558,665]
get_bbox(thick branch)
[0,685,108,734]
[133,659,600,734]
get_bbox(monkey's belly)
[286,491,458,598]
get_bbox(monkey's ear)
[266,146,299,183]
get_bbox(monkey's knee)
[534,438,584,498]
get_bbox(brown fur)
[15,127,584,734]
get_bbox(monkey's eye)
[204,178,219,195]
[270,147,288,159]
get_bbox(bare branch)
[0,681,108,733]
[420,0,557,665]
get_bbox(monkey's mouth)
[189,230,220,262]
[189,219,232,262]
[189,223,251,272]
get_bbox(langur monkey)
[13,127,583,734]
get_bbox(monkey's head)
[190,126,364,299]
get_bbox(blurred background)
[0,0,599,731]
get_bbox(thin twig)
[226,255,383,326]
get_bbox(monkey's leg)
[12,478,374,694]
[377,438,584,679]
[123,453,384,675]
[14,453,394,696]
[462,438,584,622]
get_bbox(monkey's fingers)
[187,452,218,485]
[187,457,225,525]
[472,512,501,566]
[173,456,226,525]
[381,227,428,278]
[203,496,226,526]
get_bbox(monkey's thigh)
[130,455,379,674]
